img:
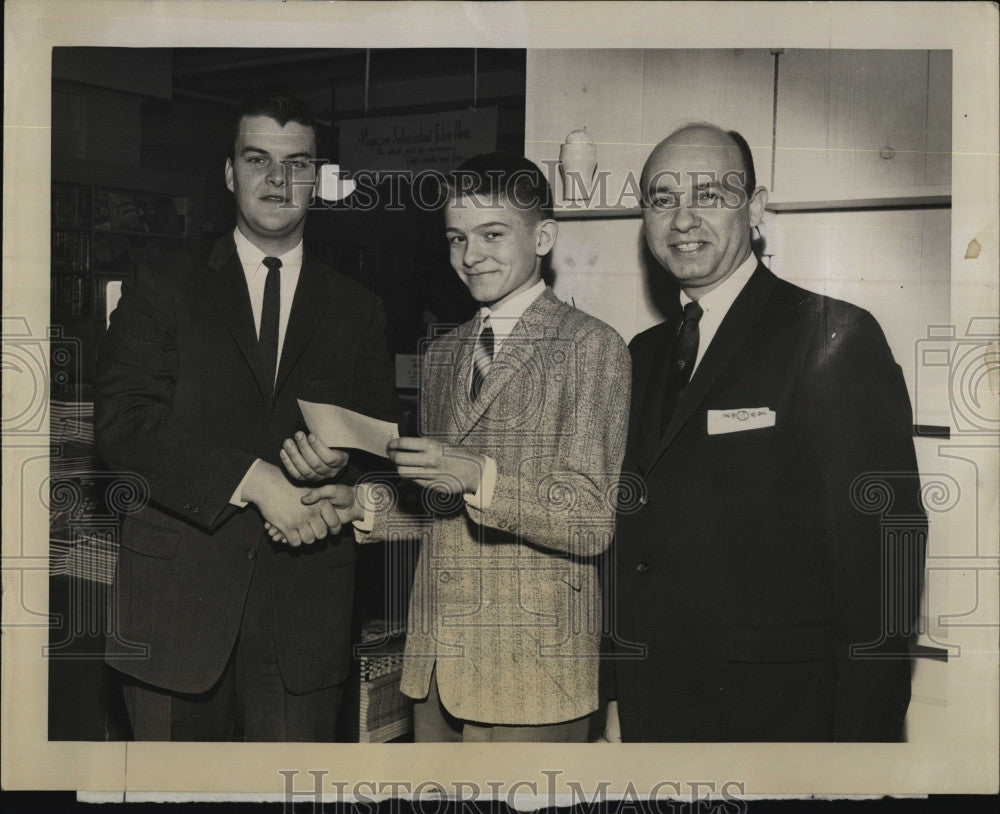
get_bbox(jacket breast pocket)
[120,514,182,560]
[703,422,778,451]
[728,623,837,663]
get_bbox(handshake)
[242,432,487,547]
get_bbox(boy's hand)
[387,437,485,495]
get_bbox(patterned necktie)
[469,316,494,401]
[660,300,703,433]
[258,256,282,391]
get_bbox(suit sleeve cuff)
[229,458,262,507]
[463,455,497,510]
[352,482,376,536]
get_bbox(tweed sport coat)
[364,289,631,725]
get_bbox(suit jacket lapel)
[633,312,682,473]
[204,235,272,400]
[274,249,331,398]
[450,289,562,442]
[421,318,476,441]
[645,264,777,471]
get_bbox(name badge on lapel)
[707,407,776,435]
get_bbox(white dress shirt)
[680,251,757,375]
[229,227,305,507]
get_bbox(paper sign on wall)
[339,108,498,174]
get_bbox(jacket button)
[636,561,650,574]
[247,547,256,559]
[439,571,451,583]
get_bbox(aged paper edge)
[2,0,998,801]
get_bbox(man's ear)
[748,186,768,228]
[225,157,234,194]
[535,219,558,257]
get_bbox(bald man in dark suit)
[608,124,926,742]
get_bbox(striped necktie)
[469,316,494,401]
[258,256,282,391]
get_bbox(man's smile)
[671,241,708,254]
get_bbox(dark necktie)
[469,316,494,401]
[660,300,703,433]
[258,256,282,391]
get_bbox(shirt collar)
[679,251,758,315]
[477,279,547,344]
[233,226,303,274]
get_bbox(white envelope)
[297,399,399,458]
[707,407,776,435]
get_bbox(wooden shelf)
[765,193,951,213]
[552,188,952,220]
[553,205,641,220]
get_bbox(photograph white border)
[3,0,997,800]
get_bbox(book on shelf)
[52,229,90,273]
[51,274,92,318]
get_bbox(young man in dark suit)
[96,95,397,741]
[608,124,927,742]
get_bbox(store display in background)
[357,621,409,743]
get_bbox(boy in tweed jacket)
[277,153,631,741]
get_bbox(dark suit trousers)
[120,542,342,742]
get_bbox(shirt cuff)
[352,482,376,535]
[463,455,497,510]
[229,458,262,507]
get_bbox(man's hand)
[280,432,349,481]
[241,461,343,547]
[387,437,485,495]
[266,484,363,544]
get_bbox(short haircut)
[724,128,756,195]
[447,151,554,222]
[230,95,317,158]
